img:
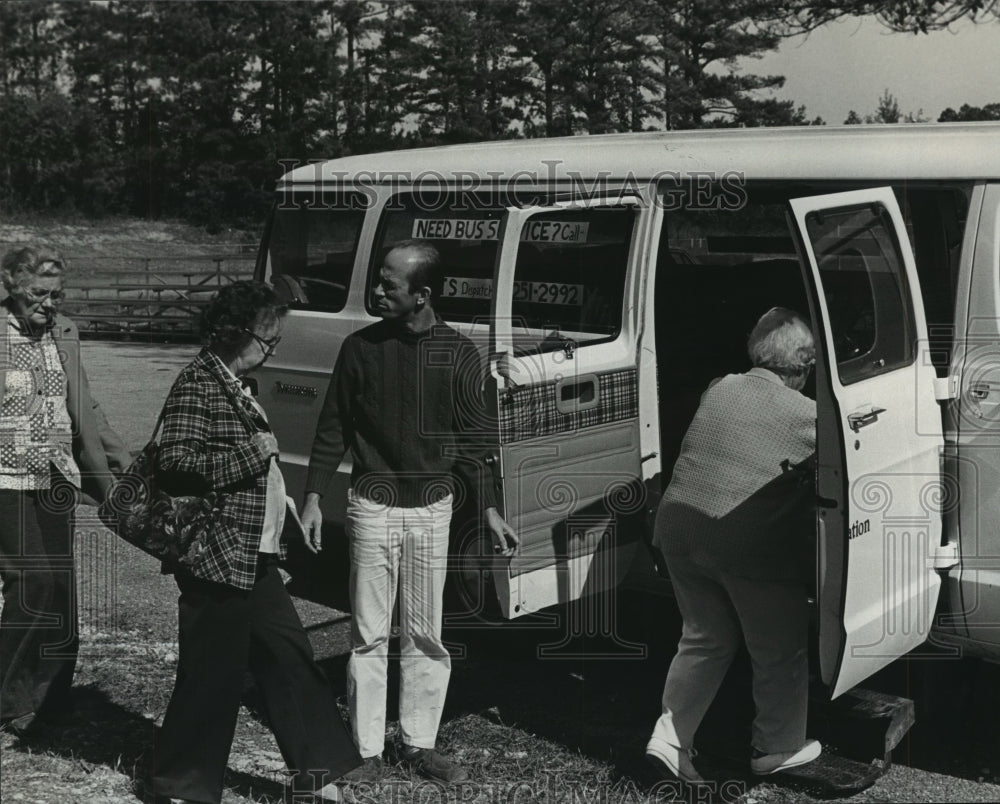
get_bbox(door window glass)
[805,203,916,385]
[509,207,635,355]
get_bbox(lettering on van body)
[848,518,871,540]
[274,381,318,398]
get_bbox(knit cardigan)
[654,368,817,580]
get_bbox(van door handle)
[555,374,599,414]
[848,407,886,432]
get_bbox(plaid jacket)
[156,347,284,590]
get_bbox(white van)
[253,123,1000,699]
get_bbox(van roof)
[281,123,1000,185]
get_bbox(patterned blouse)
[0,313,81,490]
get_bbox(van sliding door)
[789,188,945,698]
[486,196,646,619]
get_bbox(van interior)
[652,182,968,489]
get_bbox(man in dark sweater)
[301,240,517,785]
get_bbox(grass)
[0,624,781,804]
[4,559,996,804]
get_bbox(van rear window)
[265,192,366,312]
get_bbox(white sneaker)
[750,739,821,775]
[311,781,355,803]
[645,736,704,783]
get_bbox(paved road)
[77,340,1000,803]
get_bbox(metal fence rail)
[63,258,254,340]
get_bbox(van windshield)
[263,192,366,312]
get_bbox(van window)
[265,192,366,313]
[509,206,635,354]
[899,187,969,376]
[804,203,916,385]
[369,193,505,324]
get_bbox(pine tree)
[386,0,527,145]
[644,0,794,129]
[939,103,1000,122]
[0,0,63,100]
[517,0,657,136]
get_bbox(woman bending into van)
[646,307,821,782]
[147,281,360,803]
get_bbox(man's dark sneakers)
[400,745,469,784]
[341,755,385,784]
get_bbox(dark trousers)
[0,486,79,722]
[659,552,809,753]
[151,555,361,803]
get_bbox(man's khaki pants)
[345,489,453,758]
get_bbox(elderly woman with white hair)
[645,306,821,783]
[0,245,130,735]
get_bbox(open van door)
[485,196,647,622]
[789,188,945,698]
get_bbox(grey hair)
[747,307,815,377]
[1,245,66,294]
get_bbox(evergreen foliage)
[0,0,842,227]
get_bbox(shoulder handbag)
[97,371,262,570]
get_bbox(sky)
[748,15,1000,124]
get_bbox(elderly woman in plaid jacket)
[147,281,360,804]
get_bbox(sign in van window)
[411,218,500,240]
[373,195,505,323]
[520,221,590,244]
[442,277,493,300]
[513,281,584,305]
[441,278,586,306]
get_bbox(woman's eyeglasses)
[243,329,281,358]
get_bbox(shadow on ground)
[10,685,155,780]
[12,684,291,803]
[436,589,1000,790]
